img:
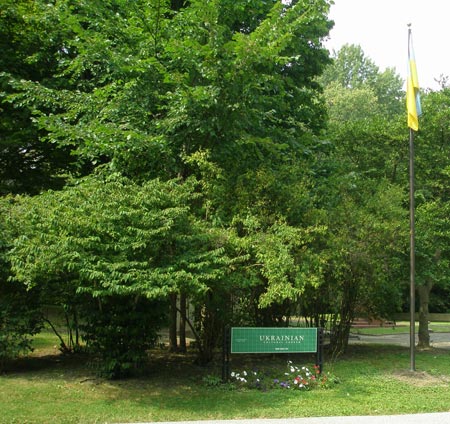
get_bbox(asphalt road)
[348,331,450,349]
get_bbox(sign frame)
[230,327,318,354]
[221,326,324,382]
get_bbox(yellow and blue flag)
[407,29,422,131]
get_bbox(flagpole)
[407,24,418,372]
[409,125,416,372]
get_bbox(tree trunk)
[331,278,357,356]
[169,293,178,352]
[194,292,219,365]
[179,291,187,353]
[417,281,433,348]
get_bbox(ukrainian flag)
[407,29,422,131]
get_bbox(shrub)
[81,295,166,379]
[0,283,43,371]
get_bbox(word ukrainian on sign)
[231,327,317,354]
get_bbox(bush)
[81,295,166,379]
[0,282,43,371]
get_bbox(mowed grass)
[1,330,450,424]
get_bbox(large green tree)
[3,0,335,364]
[3,0,332,186]
[320,46,450,354]
[312,44,408,352]
[412,87,450,347]
[321,44,404,118]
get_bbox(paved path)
[131,412,450,424]
[349,331,450,349]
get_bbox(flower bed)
[230,360,335,391]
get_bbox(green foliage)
[298,175,407,352]
[324,81,381,122]
[416,88,450,200]
[202,374,226,388]
[317,78,450,347]
[3,0,333,184]
[415,201,450,288]
[408,88,450,342]
[9,172,237,369]
[10,173,219,298]
[0,197,43,369]
[0,282,42,371]
[8,0,422,367]
[0,0,80,194]
[81,296,166,379]
[321,44,403,118]
[254,221,326,309]
[314,43,411,351]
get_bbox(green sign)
[231,327,318,354]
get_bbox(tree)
[324,81,381,123]
[414,201,450,348]
[328,182,406,354]
[315,44,408,353]
[320,44,404,117]
[321,44,408,186]
[412,87,450,347]
[4,0,335,366]
[3,0,332,183]
[9,172,238,373]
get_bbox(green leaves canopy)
[10,174,231,300]
[3,0,333,183]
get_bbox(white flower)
[231,372,235,377]
[243,370,247,376]
[290,367,295,373]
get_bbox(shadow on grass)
[3,342,449,385]
[2,343,450,424]
[2,352,90,376]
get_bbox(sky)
[325,0,450,90]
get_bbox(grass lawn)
[1,330,450,423]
